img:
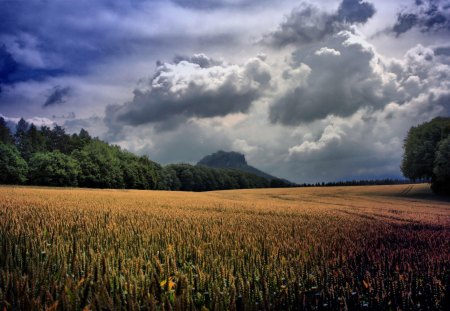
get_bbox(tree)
[28,151,79,186]
[119,152,158,190]
[0,143,28,184]
[401,117,450,194]
[72,140,124,188]
[27,124,46,154]
[14,118,30,159]
[432,136,450,194]
[49,125,70,153]
[157,166,181,190]
[0,117,13,144]
[69,128,92,152]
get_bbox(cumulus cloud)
[281,41,450,181]
[264,0,375,47]
[392,0,450,36]
[44,85,72,107]
[269,27,450,126]
[232,138,259,153]
[172,53,223,68]
[106,54,271,131]
[270,30,398,125]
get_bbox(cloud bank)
[106,54,271,131]
[2,0,450,183]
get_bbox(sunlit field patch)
[0,184,449,310]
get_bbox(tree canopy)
[401,117,450,194]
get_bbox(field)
[0,184,449,310]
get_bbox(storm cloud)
[106,54,271,131]
[392,0,450,36]
[269,31,397,125]
[264,0,375,47]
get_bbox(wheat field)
[0,184,449,310]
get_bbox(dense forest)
[0,117,291,191]
[402,117,450,195]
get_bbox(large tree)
[401,117,450,194]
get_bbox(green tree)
[27,124,46,154]
[49,125,70,153]
[0,143,28,184]
[119,152,158,190]
[72,140,124,188]
[157,166,181,190]
[28,151,79,186]
[0,117,13,144]
[432,136,450,194]
[69,128,92,152]
[14,118,31,159]
[401,117,450,180]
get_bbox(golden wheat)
[0,184,449,310]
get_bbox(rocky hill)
[197,150,283,181]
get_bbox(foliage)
[72,140,125,189]
[119,151,159,190]
[432,136,450,194]
[28,151,80,186]
[0,117,292,190]
[165,164,270,191]
[401,117,450,194]
[0,117,13,144]
[0,143,28,184]
[0,185,448,310]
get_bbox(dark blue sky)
[1,0,450,182]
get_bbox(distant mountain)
[197,150,288,182]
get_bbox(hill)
[197,150,287,181]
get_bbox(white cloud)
[315,47,341,56]
[105,54,271,131]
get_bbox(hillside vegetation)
[0,117,290,191]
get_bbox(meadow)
[0,184,449,310]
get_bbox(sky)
[1,0,450,183]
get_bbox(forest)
[0,117,291,191]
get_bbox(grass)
[0,184,449,310]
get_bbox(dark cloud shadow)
[44,86,72,107]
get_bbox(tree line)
[298,178,417,188]
[0,117,291,191]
